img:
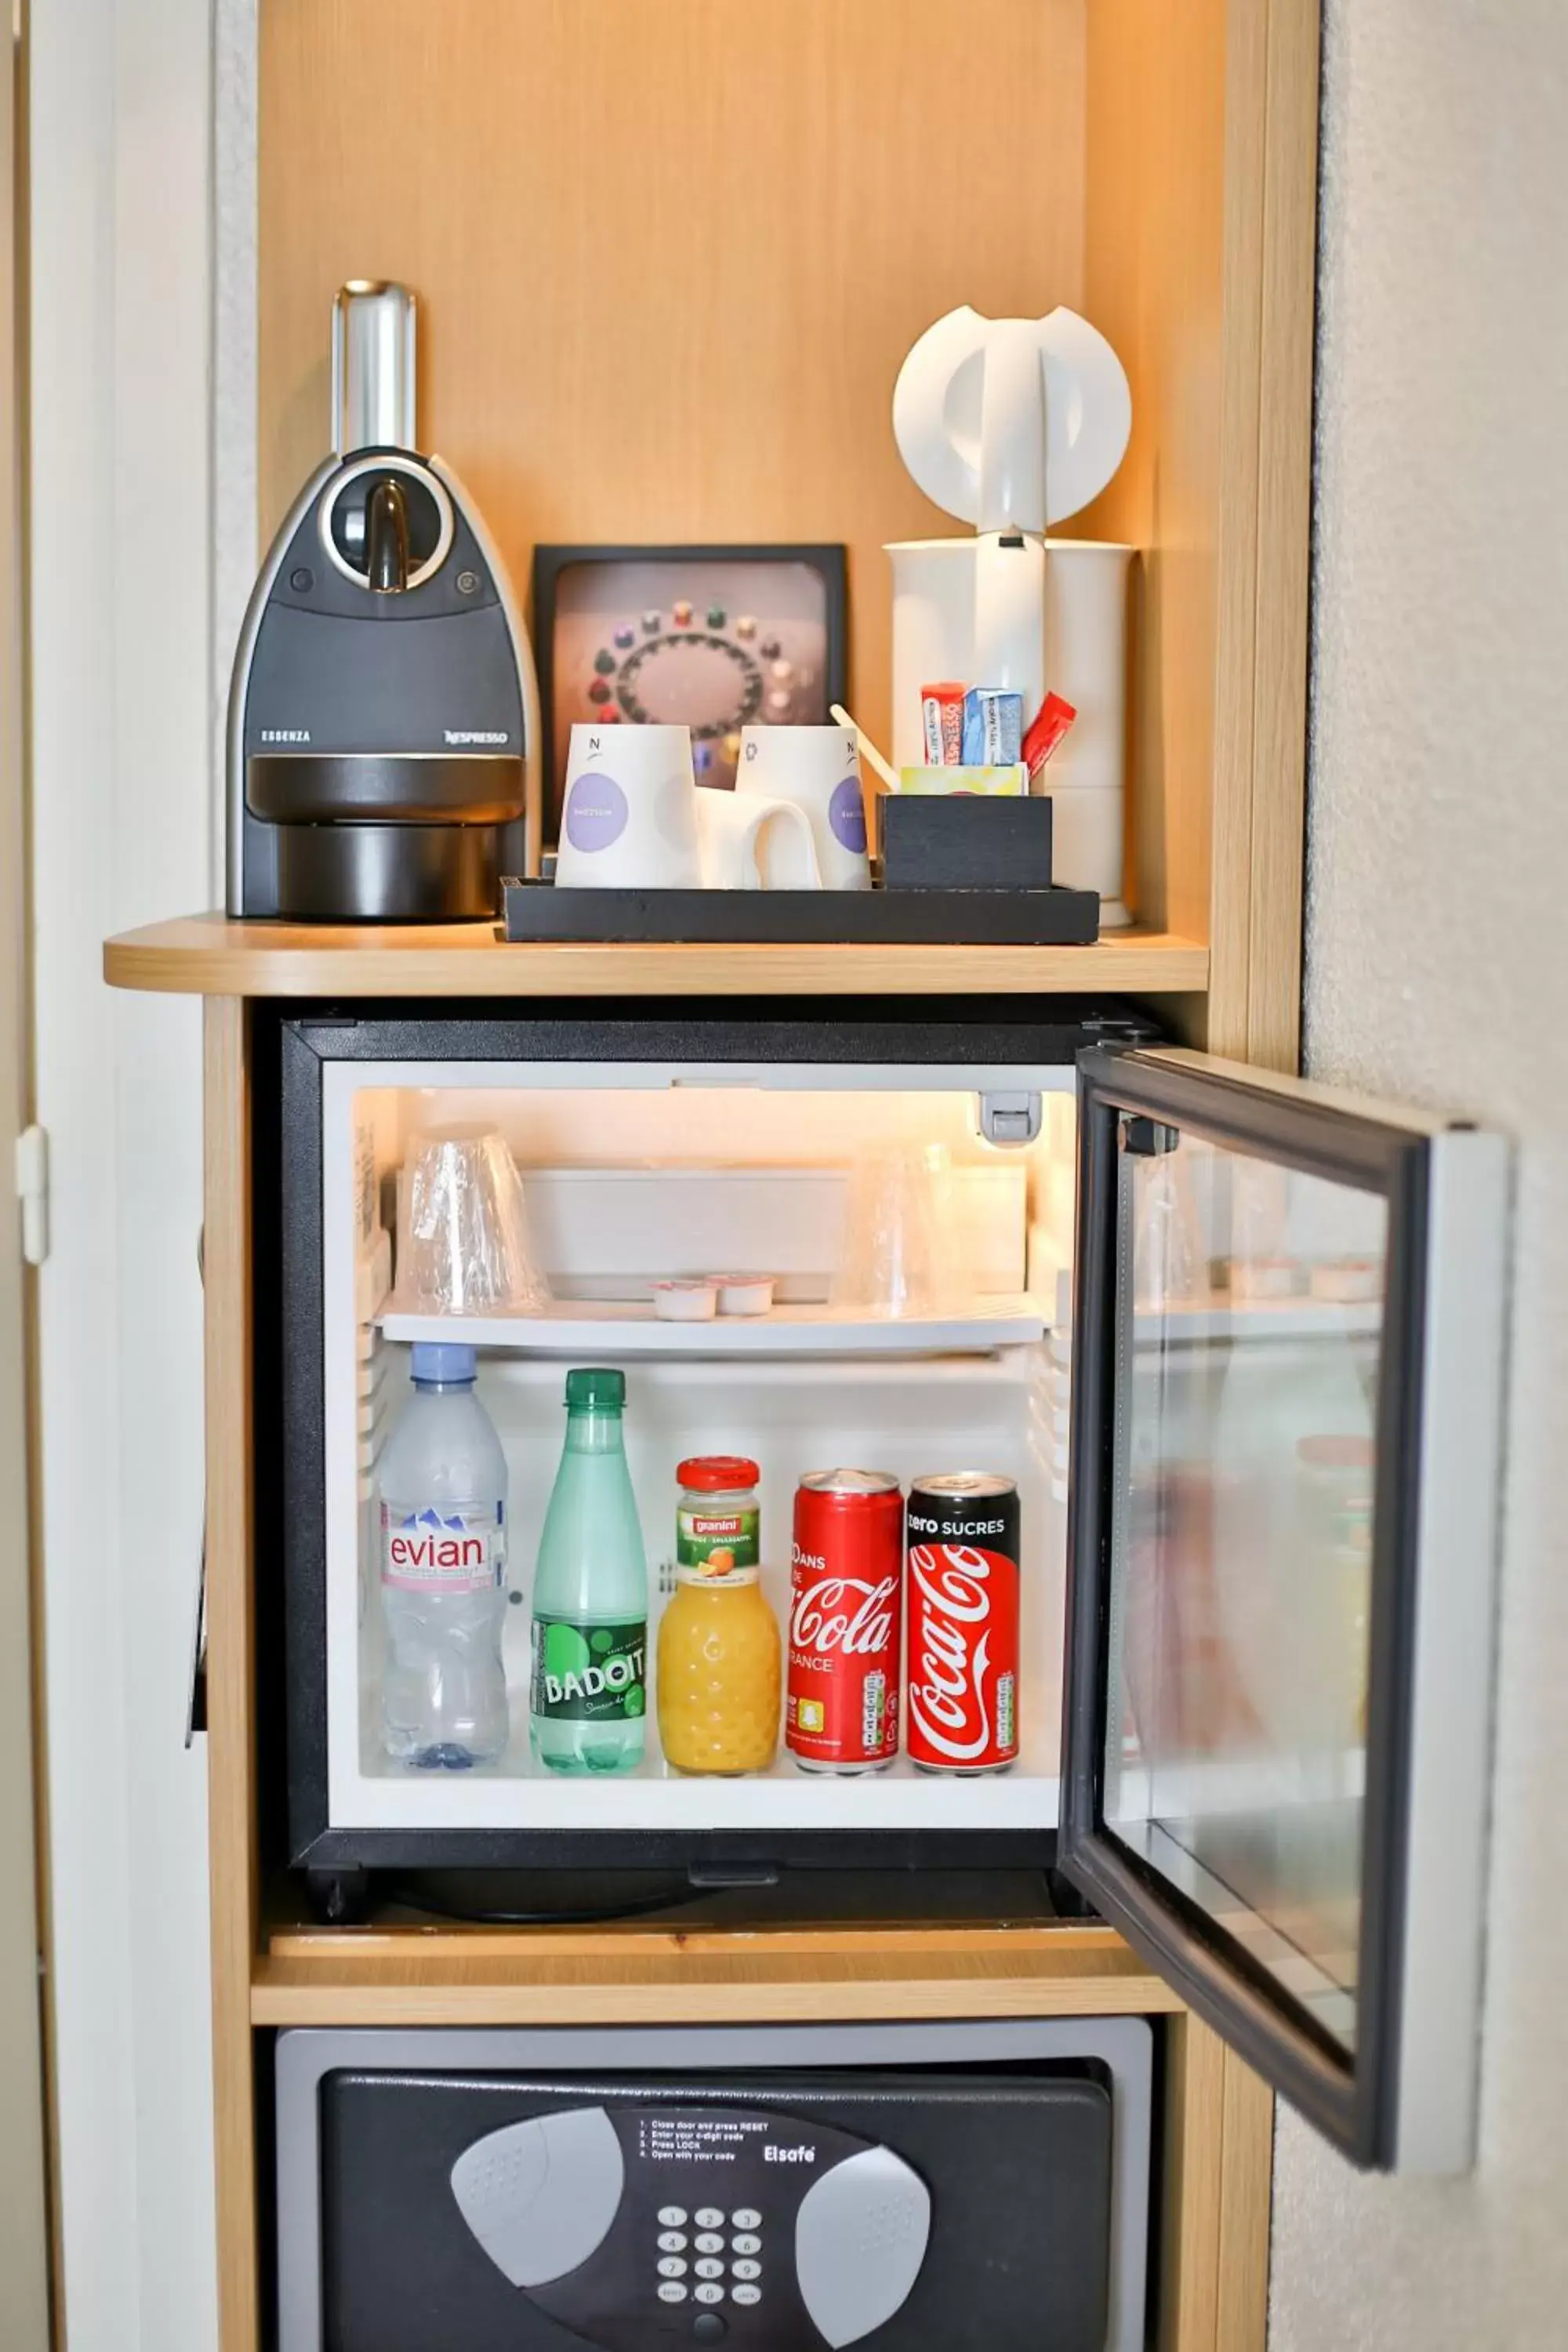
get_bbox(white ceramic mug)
[694,786,822,890]
[735,724,870,890]
[555,723,702,888]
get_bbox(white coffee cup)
[736,724,869,889]
[694,786,822,890]
[555,723,702,888]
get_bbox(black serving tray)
[501,877,1100,946]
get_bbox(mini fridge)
[258,998,1508,2171]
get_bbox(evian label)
[381,1501,505,1594]
[906,1543,1020,1771]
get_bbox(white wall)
[30,2,220,2347]
[1272,2,1568,2343]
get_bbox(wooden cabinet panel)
[259,0,1087,764]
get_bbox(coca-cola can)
[787,1469,905,1774]
[906,1473,1021,1775]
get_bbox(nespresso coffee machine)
[227,281,540,920]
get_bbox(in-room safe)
[274,2020,1153,2352]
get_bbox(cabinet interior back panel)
[257,0,1087,757]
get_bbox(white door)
[0,7,53,2339]
[27,0,220,2344]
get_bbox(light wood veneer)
[105,913,1209,999]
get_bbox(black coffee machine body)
[228,281,541,920]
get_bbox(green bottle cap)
[564,1367,626,1410]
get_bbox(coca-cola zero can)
[787,1469,904,1774]
[906,1472,1021,1774]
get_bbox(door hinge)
[1119,1115,1180,1158]
[14,1123,48,1265]
[978,1091,1044,1146]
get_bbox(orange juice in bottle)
[658,1458,781,1774]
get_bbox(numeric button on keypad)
[695,2232,724,2254]
[695,2283,724,2306]
[731,2233,761,2256]
[695,2258,724,2281]
[695,2208,725,2229]
[658,2257,688,2279]
[657,2281,688,2304]
[658,2207,688,2228]
[658,2231,688,2253]
[732,2259,761,2281]
[731,2209,761,2230]
[733,2283,762,2306]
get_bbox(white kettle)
[887,307,1134,919]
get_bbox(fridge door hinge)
[1119,1115,1180,1157]
[978,1091,1043,1146]
[14,1124,48,1264]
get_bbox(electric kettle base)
[274,821,505,922]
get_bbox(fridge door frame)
[265,997,1155,1882]
[1059,1046,1508,2172]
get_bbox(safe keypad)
[652,2210,764,2309]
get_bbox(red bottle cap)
[677,1455,760,1490]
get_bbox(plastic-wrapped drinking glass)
[396,1128,549,1314]
[832,1142,961,1318]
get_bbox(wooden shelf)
[250,1918,1181,2028]
[104,912,1210,1000]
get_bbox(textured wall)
[1275,1,1568,2343]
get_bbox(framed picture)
[532,543,848,837]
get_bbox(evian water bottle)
[786,1470,904,1773]
[379,1342,510,1769]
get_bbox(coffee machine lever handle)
[365,475,411,593]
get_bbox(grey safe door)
[1060,1047,1508,2172]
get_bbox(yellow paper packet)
[895,764,1029,797]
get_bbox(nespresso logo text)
[445,728,510,746]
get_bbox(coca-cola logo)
[789,1575,898,1657]
[908,1544,1000,1763]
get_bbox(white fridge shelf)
[376,1294,1052,1356]
[345,1750,1063,1835]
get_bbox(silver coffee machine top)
[227,279,541,921]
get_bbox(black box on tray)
[877,792,1054,890]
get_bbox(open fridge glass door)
[1059,1047,1508,2172]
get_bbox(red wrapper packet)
[920,681,966,765]
[1022,691,1077,781]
